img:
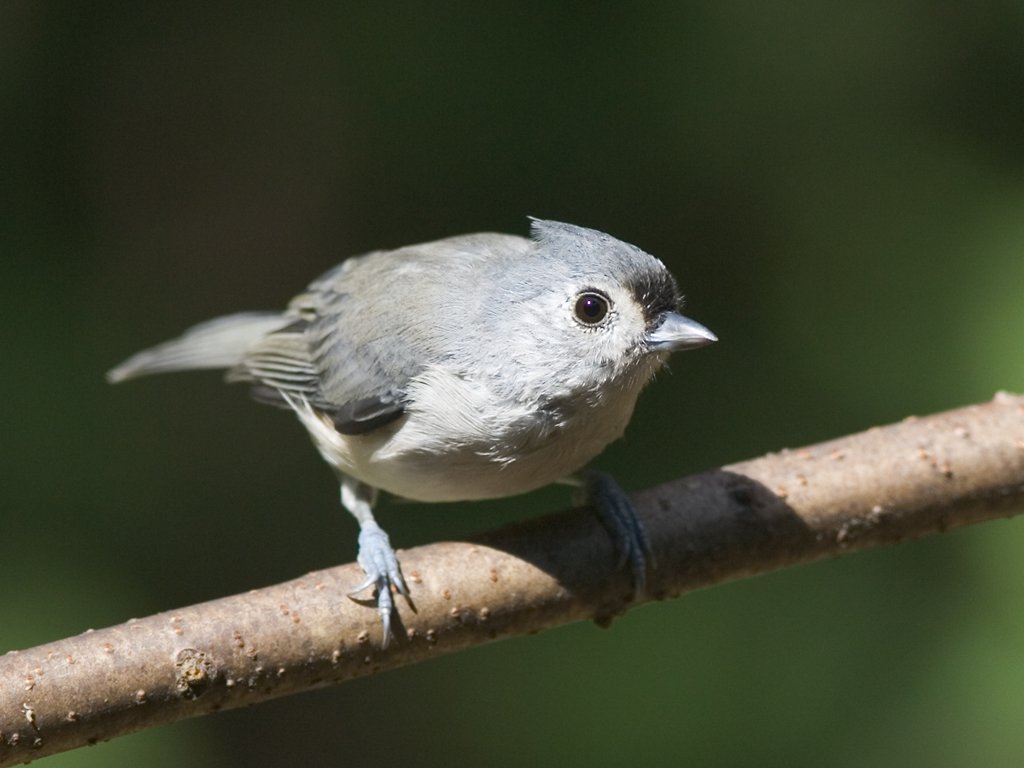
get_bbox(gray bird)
[108,219,716,644]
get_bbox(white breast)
[286,363,654,503]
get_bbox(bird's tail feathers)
[107,312,290,383]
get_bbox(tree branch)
[3,393,1024,764]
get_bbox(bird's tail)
[106,312,291,383]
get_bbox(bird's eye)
[574,292,610,325]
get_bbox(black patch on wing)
[329,396,405,435]
[274,317,312,335]
[248,384,291,408]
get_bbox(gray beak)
[647,312,717,352]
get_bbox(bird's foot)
[577,470,653,598]
[349,520,409,647]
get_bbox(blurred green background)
[3,2,1024,766]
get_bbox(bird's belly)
[359,448,573,502]
[290,364,648,503]
[327,405,633,503]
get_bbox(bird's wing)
[231,269,411,434]
[237,232,529,435]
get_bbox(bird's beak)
[646,312,717,352]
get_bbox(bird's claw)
[350,521,408,647]
[579,470,653,599]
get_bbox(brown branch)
[3,393,1024,764]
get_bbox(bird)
[108,218,717,644]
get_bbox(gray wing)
[233,318,411,435]
[299,258,420,434]
[230,270,414,434]
[234,232,529,435]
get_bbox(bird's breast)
[295,364,649,503]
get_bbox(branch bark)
[3,393,1024,764]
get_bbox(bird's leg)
[340,476,408,647]
[566,470,653,598]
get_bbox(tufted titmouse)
[108,219,716,643]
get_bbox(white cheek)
[583,310,648,374]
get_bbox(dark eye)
[574,292,610,325]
